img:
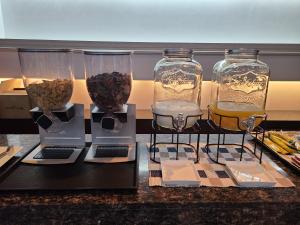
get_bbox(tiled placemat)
[147,143,294,188]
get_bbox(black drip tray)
[94,146,129,158]
[34,147,74,159]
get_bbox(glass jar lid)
[83,50,132,55]
[163,48,193,58]
[225,48,259,59]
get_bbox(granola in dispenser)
[26,79,73,112]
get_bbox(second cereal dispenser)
[19,49,85,165]
[84,51,136,163]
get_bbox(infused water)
[154,100,201,129]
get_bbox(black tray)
[0,143,139,191]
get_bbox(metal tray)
[254,132,300,174]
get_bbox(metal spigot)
[175,113,185,132]
[241,116,256,133]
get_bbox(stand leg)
[176,133,179,160]
[196,133,200,163]
[260,130,265,164]
[240,133,245,161]
[254,131,258,155]
[222,134,226,144]
[206,133,210,154]
[216,132,221,163]
[150,133,153,152]
[189,134,192,145]
[153,132,157,161]
[216,116,223,163]
[172,133,174,143]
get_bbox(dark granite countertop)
[0,134,299,225]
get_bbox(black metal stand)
[150,112,203,164]
[205,107,267,165]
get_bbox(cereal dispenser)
[19,49,85,164]
[83,51,136,163]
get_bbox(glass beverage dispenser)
[209,49,270,131]
[153,49,203,130]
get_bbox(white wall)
[1,0,300,43]
[0,0,5,38]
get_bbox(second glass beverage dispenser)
[209,49,270,131]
